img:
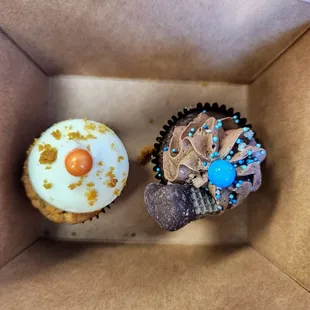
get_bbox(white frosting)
[27,119,129,213]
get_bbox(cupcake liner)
[151,102,253,185]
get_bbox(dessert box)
[0,1,309,309]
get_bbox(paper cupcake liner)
[151,102,253,185]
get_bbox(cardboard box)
[0,1,309,309]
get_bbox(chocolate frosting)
[163,113,266,210]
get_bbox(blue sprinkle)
[215,125,220,130]
[216,194,221,199]
[203,124,208,129]
[216,189,221,195]
[256,143,261,148]
[210,181,213,185]
[158,173,162,177]
[241,165,247,170]
[210,153,214,158]
[213,136,219,142]
[205,187,209,191]
[247,159,254,164]
[190,128,195,132]
[230,151,234,155]
[234,164,237,168]
[217,119,222,123]
[229,194,234,199]
[243,127,249,132]
[229,200,233,204]
[238,180,243,184]
[232,199,237,204]
[239,160,244,164]
[156,167,160,172]
[248,150,253,156]
[203,161,207,167]
[254,157,258,162]
[247,178,251,182]
[163,146,168,151]
[214,151,219,157]
[261,150,265,155]
[202,110,207,113]
[236,139,241,144]
[226,155,232,160]
[236,183,241,188]
[235,119,240,124]
[217,205,223,211]
[217,122,222,128]
[188,132,193,137]
[172,148,177,153]
[233,115,238,119]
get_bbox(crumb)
[45,166,52,170]
[149,118,154,124]
[85,189,97,206]
[106,167,118,188]
[39,144,58,165]
[87,144,91,152]
[122,172,126,176]
[98,124,110,134]
[98,161,103,166]
[84,121,96,131]
[111,143,115,150]
[118,156,124,162]
[87,182,95,187]
[131,233,136,237]
[68,178,83,190]
[68,131,96,140]
[121,178,127,190]
[137,146,155,165]
[113,189,120,196]
[51,129,61,140]
[200,81,208,87]
[43,179,53,190]
[96,170,102,177]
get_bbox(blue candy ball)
[207,159,236,188]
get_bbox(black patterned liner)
[151,102,256,184]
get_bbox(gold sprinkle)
[96,170,101,177]
[118,156,124,162]
[85,189,97,206]
[98,161,103,166]
[114,189,120,196]
[87,144,91,152]
[84,122,96,131]
[98,124,110,134]
[111,143,115,150]
[87,182,95,187]
[68,178,83,190]
[45,166,52,170]
[51,129,61,140]
[106,167,118,188]
[43,179,53,190]
[39,144,58,165]
[68,131,96,141]
[122,172,127,177]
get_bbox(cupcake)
[22,119,129,224]
[144,103,266,231]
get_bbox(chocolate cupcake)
[22,119,129,224]
[144,103,266,231]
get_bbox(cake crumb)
[85,189,97,206]
[39,144,58,165]
[98,161,103,166]
[68,178,83,190]
[84,121,96,131]
[51,129,62,140]
[106,167,118,188]
[68,131,96,141]
[114,189,120,196]
[137,146,155,165]
[43,179,53,190]
[118,156,124,162]
[98,124,110,134]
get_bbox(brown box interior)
[0,1,309,309]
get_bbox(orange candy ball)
[65,149,93,176]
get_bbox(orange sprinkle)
[98,161,103,166]
[85,189,97,206]
[118,156,124,162]
[51,129,61,140]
